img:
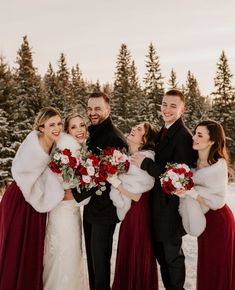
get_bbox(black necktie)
[160,127,168,141]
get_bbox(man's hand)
[130,152,146,168]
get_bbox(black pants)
[83,220,116,290]
[154,237,185,290]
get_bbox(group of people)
[0,89,234,290]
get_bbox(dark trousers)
[154,237,185,290]
[83,220,116,290]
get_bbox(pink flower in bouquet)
[160,162,194,194]
[99,147,129,176]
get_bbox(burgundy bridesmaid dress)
[197,204,235,290]
[112,192,158,290]
[0,181,47,290]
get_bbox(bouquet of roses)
[75,147,129,195]
[99,147,130,176]
[75,152,107,195]
[49,133,81,189]
[160,162,194,194]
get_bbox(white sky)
[1,0,235,95]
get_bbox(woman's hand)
[174,188,186,198]
[130,152,146,167]
[63,189,74,200]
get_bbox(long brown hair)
[141,122,158,151]
[194,120,230,168]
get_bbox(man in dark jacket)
[132,89,195,290]
[72,92,126,290]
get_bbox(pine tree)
[12,35,43,141]
[43,62,59,107]
[211,51,235,161]
[167,68,179,90]
[143,42,164,127]
[127,60,143,127]
[112,43,133,132]
[55,53,72,115]
[70,64,87,116]
[184,71,208,130]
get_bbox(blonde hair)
[34,107,61,131]
[64,113,87,133]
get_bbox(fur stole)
[110,150,155,220]
[11,130,65,212]
[179,158,228,237]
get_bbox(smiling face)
[161,94,185,125]
[127,123,145,148]
[67,116,87,145]
[87,97,110,125]
[192,126,214,152]
[40,115,63,142]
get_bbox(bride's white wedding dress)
[43,200,89,290]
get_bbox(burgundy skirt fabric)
[197,204,235,290]
[112,192,158,290]
[0,181,47,290]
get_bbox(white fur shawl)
[11,130,64,212]
[179,158,228,237]
[110,150,155,220]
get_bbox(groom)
[72,92,126,290]
[132,89,195,290]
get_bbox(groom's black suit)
[141,117,195,290]
[72,117,126,290]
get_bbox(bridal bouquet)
[75,147,129,195]
[49,133,81,189]
[75,152,106,195]
[160,162,194,194]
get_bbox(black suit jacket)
[141,118,196,241]
[72,117,127,224]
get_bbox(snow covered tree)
[43,62,59,107]
[184,71,208,130]
[167,68,179,90]
[211,51,235,161]
[70,64,87,116]
[55,53,72,115]
[112,43,134,132]
[12,35,43,141]
[143,42,164,127]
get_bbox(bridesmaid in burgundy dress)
[108,122,159,290]
[176,120,235,290]
[0,107,64,290]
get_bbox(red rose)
[49,161,62,174]
[69,156,77,168]
[62,149,72,157]
[106,162,117,175]
[162,179,175,194]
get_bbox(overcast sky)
[1,0,235,95]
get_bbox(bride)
[43,113,89,290]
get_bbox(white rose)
[61,155,69,164]
[82,175,91,183]
[87,165,95,176]
[53,152,61,161]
